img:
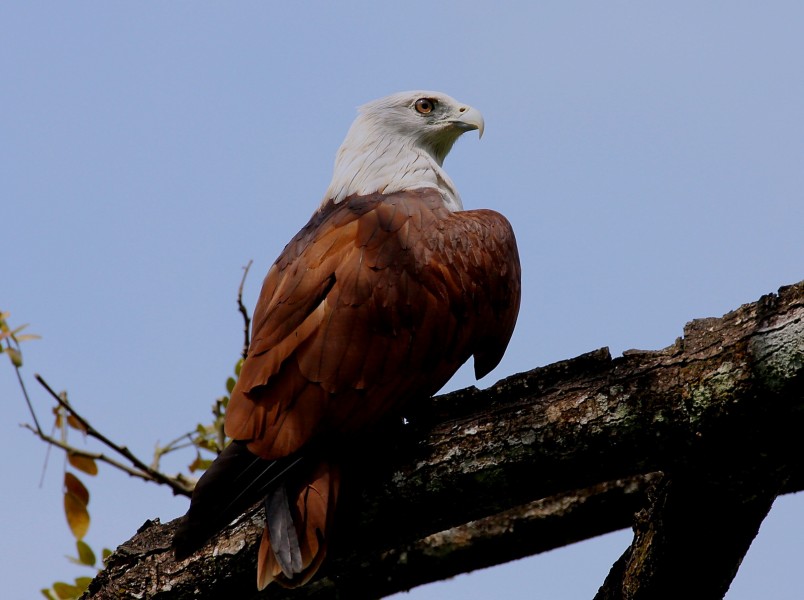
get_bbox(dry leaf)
[64,491,90,539]
[67,452,98,476]
[64,472,89,506]
[66,414,87,433]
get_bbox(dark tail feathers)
[173,440,303,559]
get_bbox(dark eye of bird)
[414,98,436,114]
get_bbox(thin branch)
[7,341,52,486]
[34,374,193,497]
[237,260,253,360]
[16,360,44,434]
[151,432,198,471]
[22,423,169,485]
[3,325,44,435]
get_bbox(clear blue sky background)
[3,3,803,598]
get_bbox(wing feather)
[179,188,520,589]
[226,188,520,460]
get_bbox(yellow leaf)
[52,406,64,429]
[64,472,89,506]
[64,492,90,539]
[15,333,41,342]
[66,414,87,433]
[67,452,98,476]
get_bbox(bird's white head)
[323,91,484,211]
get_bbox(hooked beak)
[451,105,485,139]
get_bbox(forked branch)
[25,375,194,497]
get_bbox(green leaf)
[234,358,244,376]
[40,589,58,600]
[102,547,113,563]
[52,581,81,599]
[76,540,96,566]
[5,346,22,367]
[73,577,93,591]
[194,437,216,452]
[226,376,236,393]
[188,454,213,473]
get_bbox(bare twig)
[3,321,52,484]
[16,361,44,435]
[33,374,193,497]
[21,422,194,490]
[151,432,198,471]
[2,322,44,435]
[237,260,253,360]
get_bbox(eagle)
[173,90,522,590]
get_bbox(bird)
[172,90,521,590]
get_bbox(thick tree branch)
[85,280,804,599]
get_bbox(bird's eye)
[414,98,436,114]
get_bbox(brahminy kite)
[173,90,521,589]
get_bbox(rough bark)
[84,280,804,600]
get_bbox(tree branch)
[237,260,253,360]
[33,374,194,497]
[84,280,804,599]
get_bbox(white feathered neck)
[322,91,479,212]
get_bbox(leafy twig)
[21,422,193,494]
[1,313,42,432]
[33,374,194,497]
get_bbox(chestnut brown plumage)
[172,91,521,590]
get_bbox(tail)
[173,440,304,559]
[172,441,340,590]
[257,460,340,589]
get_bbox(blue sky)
[3,3,803,598]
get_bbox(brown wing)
[225,188,521,460]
